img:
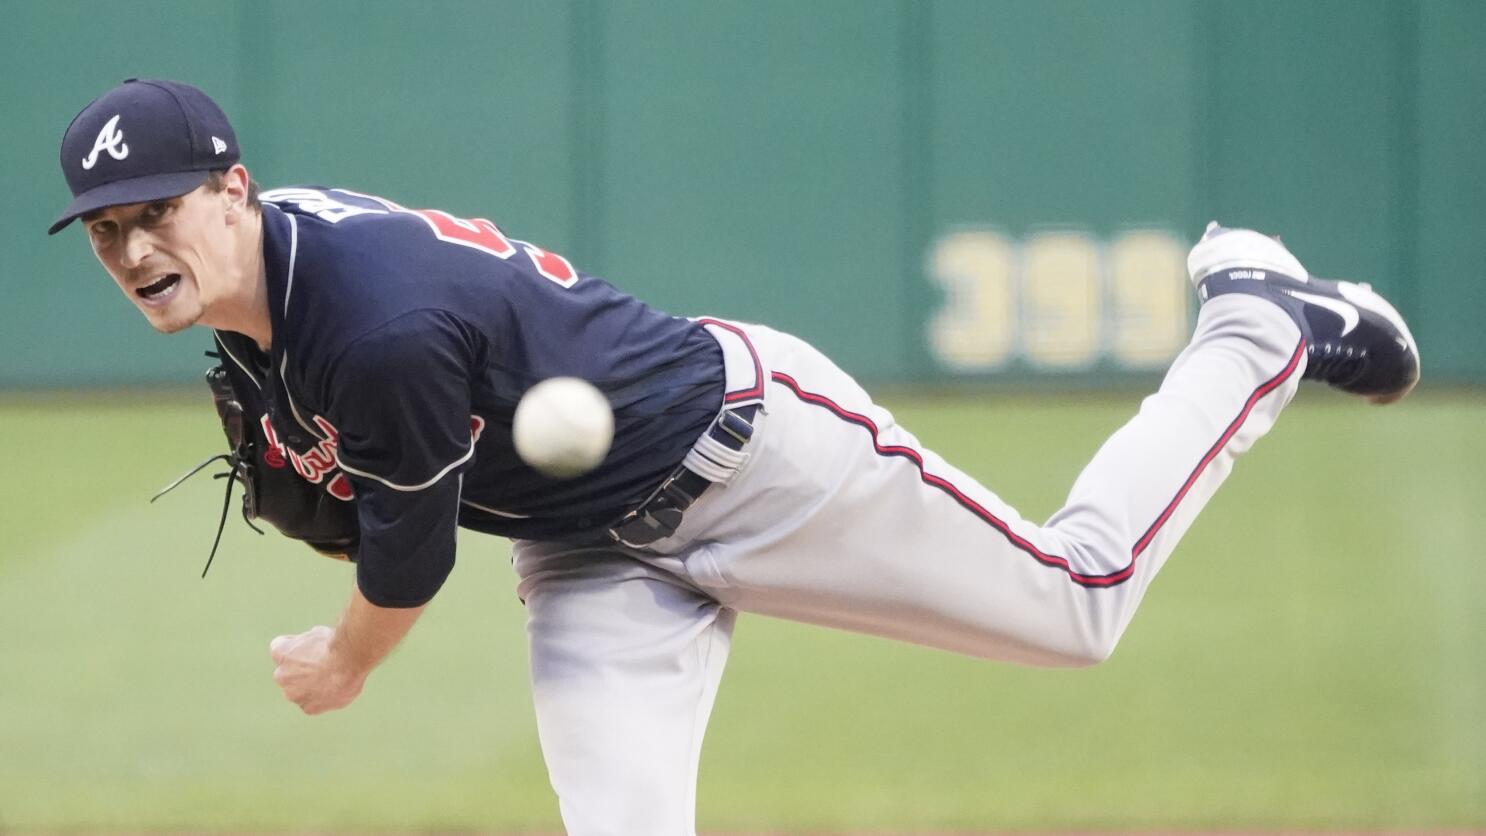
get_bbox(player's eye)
[141,202,173,223]
[88,220,118,241]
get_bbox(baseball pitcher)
[51,79,1419,834]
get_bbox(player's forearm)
[328,582,428,678]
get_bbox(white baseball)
[512,377,615,479]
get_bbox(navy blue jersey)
[215,187,723,607]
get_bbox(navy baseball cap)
[49,78,239,235]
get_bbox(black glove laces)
[150,452,264,577]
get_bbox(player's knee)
[1053,545,1135,666]
[995,624,1121,669]
[1065,635,1118,667]
[1060,612,1125,667]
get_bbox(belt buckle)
[609,405,759,549]
[608,470,689,548]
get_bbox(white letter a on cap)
[82,114,130,170]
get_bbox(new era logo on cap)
[49,78,241,235]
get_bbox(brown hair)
[204,169,261,211]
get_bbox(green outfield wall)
[4,0,1482,387]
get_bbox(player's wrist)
[325,627,378,681]
[330,583,428,679]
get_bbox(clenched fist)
[269,625,366,715]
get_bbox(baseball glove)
[153,343,360,576]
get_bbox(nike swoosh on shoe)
[1281,288,1360,336]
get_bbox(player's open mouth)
[137,273,182,306]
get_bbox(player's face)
[84,184,237,334]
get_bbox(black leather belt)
[608,404,760,547]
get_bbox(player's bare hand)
[269,626,366,715]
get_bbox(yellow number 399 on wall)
[927,228,1191,373]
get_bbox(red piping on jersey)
[768,337,1307,589]
[697,318,765,402]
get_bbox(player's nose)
[120,228,155,269]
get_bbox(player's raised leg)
[513,540,734,836]
[657,227,1418,667]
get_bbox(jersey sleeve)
[326,309,481,608]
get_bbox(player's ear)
[221,164,253,224]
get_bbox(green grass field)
[1,388,1483,833]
